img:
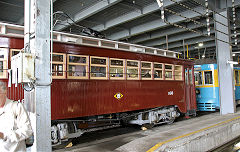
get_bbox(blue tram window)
[194,72,202,85]
[235,70,239,84]
[204,71,213,85]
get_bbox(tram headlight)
[196,89,200,95]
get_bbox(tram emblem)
[168,91,174,96]
[114,92,123,100]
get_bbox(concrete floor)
[55,108,240,152]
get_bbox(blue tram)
[194,64,240,111]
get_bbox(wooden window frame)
[109,58,125,80]
[126,59,140,80]
[67,54,89,79]
[90,56,108,80]
[165,64,173,80]
[51,53,66,79]
[174,65,183,81]
[141,61,152,80]
[10,49,23,59]
[153,62,164,80]
[0,48,8,79]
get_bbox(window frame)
[141,61,152,80]
[0,48,8,79]
[153,62,164,80]
[51,52,66,79]
[234,70,240,85]
[203,70,214,85]
[67,54,89,79]
[126,59,140,80]
[164,64,174,80]
[90,56,108,80]
[194,71,203,86]
[109,58,125,80]
[10,49,23,59]
[174,65,183,81]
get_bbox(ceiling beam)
[142,29,215,47]
[171,39,240,52]
[54,0,122,31]
[128,19,213,44]
[92,0,184,32]
[107,6,207,40]
[162,36,214,50]
[171,40,216,52]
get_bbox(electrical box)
[11,52,35,84]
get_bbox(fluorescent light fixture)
[198,43,203,47]
[227,60,238,64]
[156,0,163,7]
[233,53,236,56]
[202,54,205,58]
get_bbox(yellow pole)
[178,53,179,58]
[187,44,189,59]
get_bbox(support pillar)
[215,10,236,114]
[24,0,51,151]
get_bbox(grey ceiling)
[0,0,240,59]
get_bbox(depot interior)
[0,0,240,151]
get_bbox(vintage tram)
[0,22,196,145]
[194,60,240,111]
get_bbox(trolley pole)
[24,0,51,151]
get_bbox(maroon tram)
[0,23,196,145]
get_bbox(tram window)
[51,53,66,79]
[111,59,123,66]
[127,61,138,67]
[154,63,162,69]
[90,56,108,79]
[10,49,23,58]
[154,70,163,79]
[69,56,86,64]
[91,58,106,65]
[154,63,163,80]
[194,72,203,85]
[189,70,193,85]
[127,60,139,80]
[165,65,172,70]
[204,71,213,85]
[185,69,188,85]
[141,62,152,79]
[52,64,63,76]
[91,66,106,77]
[110,58,124,79]
[67,55,88,79]
[0,48,8,78]
[165,64,173,80]
[175,65,183,80]
[235,70,239,84]
[165,71,172,79]
[52,54,64,62]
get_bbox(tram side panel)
[51,80,187,120]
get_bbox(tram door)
[185,67,195,115]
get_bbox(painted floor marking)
[147,115,240,152]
